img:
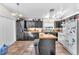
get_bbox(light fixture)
[19,14,23,17]
[43,9,55,19]
[43,13,49,19]
[49,9,54,12]
[49,9,54,19]
[17,18,20,20]
[11,13,18,16]
[13,3,23,18]
[45,14,49,18]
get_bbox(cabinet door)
[39,21,42,28]
[68,21,77,54]
[35,21,42,28]
[35,21,38,27]
[31,21,35,27]
[27,21,35,28]
[58,33,62,43]
[58,33,64,44]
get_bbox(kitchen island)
[38,33,57,55]
[24,28,58,55]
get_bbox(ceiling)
[1,3,79,19]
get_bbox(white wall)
[0,5,16,46]
[0,5,14,19]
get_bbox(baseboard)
[8,41,16,48]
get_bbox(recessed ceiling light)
[11,13,16,16]
[19,14,23,17]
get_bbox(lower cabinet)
[58,32,69,53]
[58,32,66,45]
[58,32,77,55]
[39,39,56,55]
[23,32,39,41]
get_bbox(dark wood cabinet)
[54,21,62,28]
[24,20,43,28]
[35,21,43,28]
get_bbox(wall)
[0,5,14,19]
[0,4,16,46]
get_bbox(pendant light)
[16,3,23,20]
[49,9,54,19]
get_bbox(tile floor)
[7,41,71,55]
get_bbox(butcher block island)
[39,33,57,39]
[38,33,57,55]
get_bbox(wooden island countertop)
[39,33,57,40]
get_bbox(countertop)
[26,28,62,33]
[39,33,57,40]
[24,31,41,33]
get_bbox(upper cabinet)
[25,20,43,28]
[54,21,62,28]
[35,21,43,28]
